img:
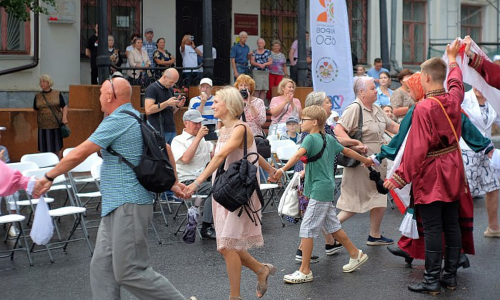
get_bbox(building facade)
[1,0,499,108]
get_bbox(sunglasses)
[107,72,124,99]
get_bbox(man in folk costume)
[384,40,471,295]
[373,73,493,267]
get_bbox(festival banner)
[310,0,355,114]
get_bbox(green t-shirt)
[301,133,344,202]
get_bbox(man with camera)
[171,110,216,239]
[144,68,185,144]
[180,33,203,86]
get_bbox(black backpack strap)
[106,110,141,169]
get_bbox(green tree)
[0,0,56,21]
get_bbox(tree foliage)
[0,0,56,21]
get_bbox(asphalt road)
[1,193,499,300]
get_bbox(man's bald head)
[100,77,132,114]
[112,77,132,102]
[161,68,179,88]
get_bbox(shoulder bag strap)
[276,102,291,124]
[428,97,468,193]
[234,123,248,157]
[41,93,62,126]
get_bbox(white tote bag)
[278,172,301,218]
[30,196,54,245]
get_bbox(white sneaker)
[343,250,368,273]
[8,226,19,237]
[283,270,313,284]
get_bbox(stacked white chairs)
[23,168,93,260]
[65,152,102,210]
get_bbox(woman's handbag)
[212,124,264,225]
[41,93,71,138]
[337,102,362,167]
[278,172,301,218]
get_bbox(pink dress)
[212,123,264,251]
[0,160,30,196]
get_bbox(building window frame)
[461,5,482,42]
[348,0,368,64]
[0,8,31,55]
[403,0,427,65]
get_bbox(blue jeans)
[164,132,176,145]
[235,65,250,80]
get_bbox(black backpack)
[212,124,264,225]
[107,110,176,193]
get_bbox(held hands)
[363,158,374,168]
[351,144,368,155]
[32,177,53,199]
[383,179,397,191]
[184,182,198,198]
[268,168,283,183]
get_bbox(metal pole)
[203,0,214,80]
[297,0,307,86]
[379,0,390,71]
[97,0,110,83]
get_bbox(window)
[348,0,368,64]
[260,0,297,58]
[80,0,141,57]
[0,8,30,54]
[403,0,426,65]
[461,5,482,42]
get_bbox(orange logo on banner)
[317,0,334,23]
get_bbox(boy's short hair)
[302,105,327,129]
[420,57,447,84]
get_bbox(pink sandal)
[256,263,277,298]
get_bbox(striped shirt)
[88,103,152,216]
[188,95,218,125]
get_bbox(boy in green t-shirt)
[271,105,373,284]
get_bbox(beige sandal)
[256,263,277,298]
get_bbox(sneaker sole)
[326,246,344,256]
[343,254,368,273]
[283,277,314,284]
[366,240,394,246]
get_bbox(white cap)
[493,55,500,61]
[200,78,213,86]
[183,110,207,123]
[0,127,6,131]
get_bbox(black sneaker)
[200,227,216,239]
[295,249,320,264]
[325,242,344,255]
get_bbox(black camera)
[240,88,249,100]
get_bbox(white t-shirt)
[180,46,201,72]
[196,46,217,72]
[171,130,213,182]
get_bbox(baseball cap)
[0,127,6,131]
[183,110,207,123]
[494,55,500,61]
[145,28,154,33]
[286,116,299,124]
[200,78,213,86]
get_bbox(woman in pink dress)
[185,86,277,300]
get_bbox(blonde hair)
[277,78,296,95]
[234,74,256,94]
[215,86,244,119]
[305,91,327,107]
[302,105,327,130]
[40,74,54,87]
[420,57,447,84]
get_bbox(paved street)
[1,192,499,300]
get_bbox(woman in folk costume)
[373,71,493,268]
[461,88,500,237]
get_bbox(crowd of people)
[3,34,500,300]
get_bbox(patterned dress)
[462,104,500,196]
[212,123,264,251]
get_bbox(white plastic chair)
[266,134,279,142]
[23,168,93,260]
[66,153,102,209]
[0,214,33,266]
[20,152,59,168]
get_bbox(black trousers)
[417,200,461,252]
[91,68,98,85]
